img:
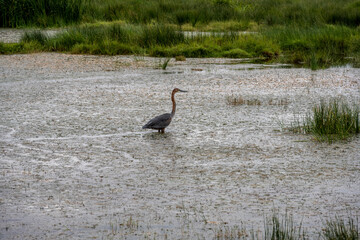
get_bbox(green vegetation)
[262,25,360,69]
[263,212,305,240]
[322,217,359,240]
[0,0,84,27]
[161,58,171,70]
[8,24,279,59]
[227,95,290,106]
[3,23,357,68]
[1,0,360,68]
[291,99,360,143]
[215,215,360,239]
[119,213,357,239]
[2,0,360,28]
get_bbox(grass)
[291,99,360,143]
[1,0,360,68]
[105,212,358,239]
[2,0,360,28]
[1,23,359,68]
[262,25,360,69]
[20,31,49,45]
[161,58,171,70]
[322,217,359,240]
[214,225,248,239]
[215,215,359,240]
[0,0,84,27]
[227,95,289,106]
[215,212,306,240]
[262,212,306,240]
[9,23,280,59]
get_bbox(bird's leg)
[160,129,165,133]
[158,129,160,133]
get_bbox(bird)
[142,88,187,133]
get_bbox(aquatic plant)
[2,0,360,28]
[227,95,289,106]
[262,25,357,69]
[21,31,49,45]
[291,99,360,143]
[263,212,306,240]
[214,225,247,240]
[322,217,359,240]
[161,58,171,70]
[0,0,84,27]
[175,55,186,61]
[139,24,185,47]
[2,21,359,68]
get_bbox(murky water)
[0,53,359,239]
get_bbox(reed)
[262,25,359,68]
[263,212,305,240]
[322,217,359,240]
[161,58,171,70]
[2,22,358,69]
[21,31,49,45]
[2,0,359,28]
[139,24,185,47]
[0,0,84,27]
[292,99,359,143]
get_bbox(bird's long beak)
[179,89,187,92]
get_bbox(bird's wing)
[142,113,172,129]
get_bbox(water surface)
[0,54,359,239]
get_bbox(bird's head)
[173,88,187,94]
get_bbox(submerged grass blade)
[263,212,306,240]
[161,57,171,70]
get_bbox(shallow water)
[0,54,359,239]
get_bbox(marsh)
[0,53,359,239]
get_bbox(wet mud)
[0,53,359,239]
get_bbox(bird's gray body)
[142,88,187,133]
[142,113,173,130]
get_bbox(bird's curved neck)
[171,91,176,117]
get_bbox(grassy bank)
[0,24,279,58]
[1,0,359,28]
[1,0,360,68]
[1,23,359,68]
[263,25,360,69]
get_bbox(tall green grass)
[4,23,358,68]
[263,212,305,240]
[292,99,360,143]
[2,0,360,68]
[214,213,359,240]
[0,0,84,27]
[1,22,357,69]
[239,0,360,27]
[1,0,360,28]
[18,24,185,55]
[262,25,360,69]
[21,31,49,45]
[81,0,239,26]
[322,217,359,240]
[16,23,280,59]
